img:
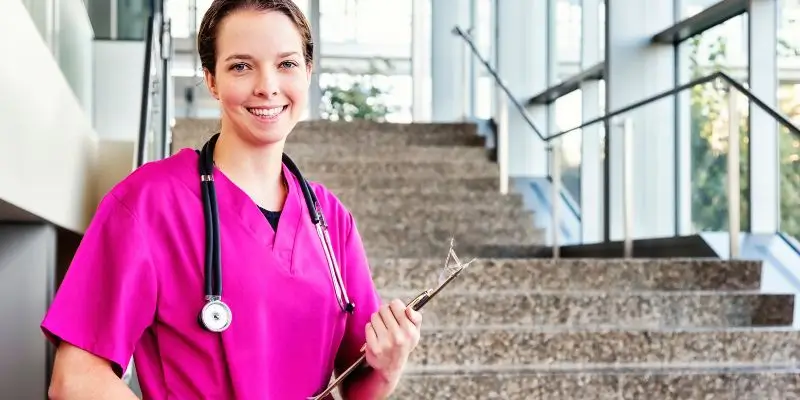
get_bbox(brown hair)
[197,0,313,75]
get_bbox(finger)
[370,309,389,340]
[364,322,378,352]
[380,301,402,336]
[390,299,415,331]
[405,307,423,327]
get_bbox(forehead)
[215,9,304,56]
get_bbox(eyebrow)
[224,52,301,62]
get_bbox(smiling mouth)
[247,105,287,119]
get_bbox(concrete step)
[351,206,534,227]
[283,143,489,162]
[409,326,800,366]
[296,159,497,179]
[355,209,537,235]
[360,226,542,255]
[393,364,800,399]
[305,173,499,192]
[286,120,484,146]
[324,184,510,199]
[378,290,794,329]
[171,119,485,150]
[365,242,546,260]
[369,258,763,292]
[331,189,525,210]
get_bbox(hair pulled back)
[197,0,313,75]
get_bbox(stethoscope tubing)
[196,133,354,334]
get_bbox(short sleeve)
[40,192,158,377]
[334,213,381,372]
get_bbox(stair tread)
[404,361,800,375]
[416,324,800,333]
[369,257,763,291]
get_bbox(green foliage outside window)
[688,35,800,239]
[318,60,395,122]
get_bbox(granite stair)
[170,119,800,399]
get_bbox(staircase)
[172,119,800,399]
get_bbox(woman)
[42,1,422,398]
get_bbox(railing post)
[497,88,509,195]
[621,118,634,258]
[727,88,741,259]
[462,32,471,122]
[551,140,562,259]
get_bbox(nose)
[253,69,279,97]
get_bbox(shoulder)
[100,149,200,220]
[305,180,357,236]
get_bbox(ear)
[305,63,312,82]
[203,68,219,100]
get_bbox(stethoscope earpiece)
[196,133,354,333]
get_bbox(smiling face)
[203,8,311,146]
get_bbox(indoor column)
[580,0,603,243]
[495,0,549,177]
[605,0,677,240]
[430,0,470,122]
[308,0,322,120]
[748,0,779,234]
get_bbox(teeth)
[248,106,283,117]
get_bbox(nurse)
[41,0,422,399]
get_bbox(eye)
[229,63,249,72]
[279,60,299,69]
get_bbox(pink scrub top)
[41,148,382,399]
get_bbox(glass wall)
[554,90,583,202]
[117,0,152,39]
[318,0,413,122]
[679,14,750,233]
[551,0,606,212]
[778,0,800,239]
[556,0,581,79]
[21,0,95,116]
[679,0,727,18]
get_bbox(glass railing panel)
[554,90,583,205]
[778,83,800,240]
[688,81,751,234]
[779,123,800,240]
[601,96,681,242]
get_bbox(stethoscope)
[196,133,355,332]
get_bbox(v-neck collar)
[201,153,304,266]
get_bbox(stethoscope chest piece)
[200,299,232,332]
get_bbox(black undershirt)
[258,207,281,232]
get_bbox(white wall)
[0,0,99,234]
[93,40,147,141]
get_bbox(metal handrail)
[453,23,800,141]
[136,1,174,168]
[549,70,800,141]
[452,24,800,260]
[136,12,157,168]
[452,26,546,140]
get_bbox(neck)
[212,127,287,211]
